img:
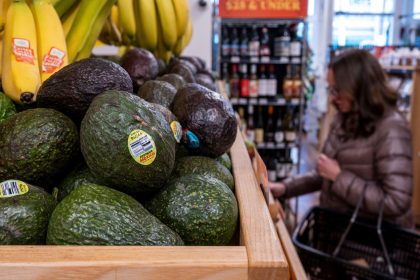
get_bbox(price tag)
[266,142,275,149]
[259,98,268,105]
[280,57,289,64]
[291,99,300,105]
[250,57,259,63]
[230,56,240,63]
[276,143,285,149]
[276,98,286,105]
[239,98,247,105]
[249,98,258,105]
[257,142,265,149]
[291,57,301,64]
[230,98,238,104]
[261,56,270,63]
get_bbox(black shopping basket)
[292,186,420,280]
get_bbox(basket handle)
[332,184,395,276]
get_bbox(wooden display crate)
[0,127,288,280]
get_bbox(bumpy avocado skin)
[0,108,79,187]
[156,74,186,90]
[0,92,16,123]
[56,164,101,202]
[47,184,184,246]
[0,184,56,244]
[137,80,177,108]
[80,90,176,195]
[216,153,232,171]
[171,83,237,157]
[172,156,234,190]
[37,58,133,124]
[145,175,238,245]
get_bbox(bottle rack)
[217,18,308,183]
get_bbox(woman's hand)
[317,154,341,181]
[269,181,286,198]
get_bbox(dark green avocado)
[47,183,184,246]
[0,108,79,187]
[0,182,56,244]
[145,175,238,245]
[216,153,232,171]
[0,92,16,123]
[37,58,133,124]
[137,80,177,108]
[171,83,237,157]
[172,156,234,190]
[56,164,101,201]
[80,90,176,195]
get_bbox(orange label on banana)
[42,47,65,73]
[12,38,35,64]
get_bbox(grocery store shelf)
[231,97,300,106]
[256,142,299,150]
[381,65,418,74]
[221,56,302,65]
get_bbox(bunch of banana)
[100,0,193,62]
[1,0,68,104]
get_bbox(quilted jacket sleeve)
[330,116,413,217]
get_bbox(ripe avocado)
[145,175,238,245]
[156,74,186,90]
[121,48,159,92]
[167,62,195,83]
[0,108,79,187]
[37,58,133,124]
[171,83,237,157]
[80,90,177,195]
[196,73,216,91]
[172,156,234,190]
[0,182,56,244]
[137,80,177,108]
[0,92,16,123]
[47,183,184,245]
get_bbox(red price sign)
[219,0,307,19]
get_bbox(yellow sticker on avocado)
[0,180,29,198]
[170,121,182,143]
[128,130,157,165]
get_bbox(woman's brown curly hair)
[328,49,398,140]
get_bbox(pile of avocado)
[0,49,239,246]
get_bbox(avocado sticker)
[128,129,157,165]
[0,180,29,198]
[170,121,182,143]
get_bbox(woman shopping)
[270,49,414,228]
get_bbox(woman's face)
[327,69,352,113]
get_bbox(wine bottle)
[274,109,284,144]
[258,64,268,97]
[221,26,230,58]
[265,106,275,143]
[255,106,264,144]
[249,64,259,98]
[283,107,296,143]
[259,26,271,57]
[230,64,240,98]
[246,105,256,142]
[240,64,249,97]
[267,64,277,97]
[240,27,249,58]
[282,64,294,100]
[249,25,260,58]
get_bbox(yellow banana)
[53,0,78,18]
[2,0,41,104]
[0,0,11,32]
[31,0,68,83]
[62,1,80,37]
[133,0,157,51]
[111,4,119,29]
[171,0,189,39]
[173,17,192,56]
[183,17,193,49]
[66,0,116,62]
[0,32,3,78]
[155,0,177,51]
[117,0,135,45]
[73,0,116,61]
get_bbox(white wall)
[183,0,213,67]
